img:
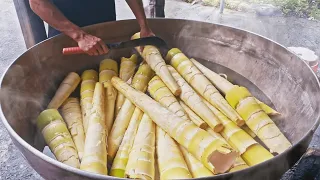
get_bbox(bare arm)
[29,0,108,55]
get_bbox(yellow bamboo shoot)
[226,85,291,154]
[156,126,192,179]
[125,113,155,179]
[203,99,274,166]
[80,70,98,134]
[168,65,223,132]
[80,82,107,174]
[107,62,154,162]
[111,77,238,174]
[132,32,181,96]
[179,100,208,129]
[37,109,80,168]
[115,54,138,116]
[61,98,85,160]
[47,72,80,109]
[99,59,118,133]
[190,58,281,116]
[110,107,143,177]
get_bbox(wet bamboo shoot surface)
[37,38,294,179]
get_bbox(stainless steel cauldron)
[1,19,320,180]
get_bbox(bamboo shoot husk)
[190,58,281,116]
[168,65,223,132]
[107,62,154,162]
[61,98,85,160]
[110,107,143,177]
[166,49,244,126]
[115,54,138,116]
[37,109,80,168]
[99,59,118,133]
[179,100,208,129]
[156,126,192,179]
[125,113,155,179]
[111,76,238,174]
[80,70,98,134]
[203,99,274,166]
[47,72,80,109]
[80,82,107,174]
[226,85,291,154]
[132,32,181,96]
[180,146,213,178]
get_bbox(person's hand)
[139,26,155,52]
[76,33,108,56]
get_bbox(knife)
[62,36,168,55]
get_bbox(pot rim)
[1,18,320,179]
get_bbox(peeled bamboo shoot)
[110,107,143,177]
[80,70,98,134]
[132,32,181,96]
[180,146,213,178]
[111,77,238,174]
[156,126,192,179]
[225,85,291,154]
[125,113,155,179]
[47,72,80,109]
[190,58,280,116]
[61,98,85,160]
[108,62,154,162]
[179,100,208,129]
[99,59,118,133]
[37,109,80,168]
[115,54,138,115]
[168,65,223,132]
[203,99,274,166]
[80,82,107,174]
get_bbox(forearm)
[125,0,149,29]
[29,0,85,41]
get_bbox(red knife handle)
[62,47,85,55]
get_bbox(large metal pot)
[1,19,320,180]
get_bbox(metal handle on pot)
[281,124,320,180]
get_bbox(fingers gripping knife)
[62,36,169,55]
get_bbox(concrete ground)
[0,0,319,179]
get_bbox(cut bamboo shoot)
[37,109,80,168]
[125,113,155,179]
[203,99,274,166]
[80,82,107,175]
[80,70,98,134]
[110,107,143,178]
[180,146,213,178]
[61,98,85,160]
[111,77,238,174]
[47,72,80,109]
[190,58,281,116]
[166,49,244,126]
[99,59,118,133]
[132,32,181,96]
[168,65,223,132]
[115,54,138,116]
[107,62,154,162]
[179,100,208,129]
[156,126,192,179]
[226,85,291,154]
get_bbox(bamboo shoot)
[179,100,208,129]
[37,109,80,168]
[47,72,80,109]
[125,113,155,179]
[61,98,85,160]
[99,59,118,133]
[111,77,238,174]
[80,82,107,174]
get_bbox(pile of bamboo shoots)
[36,33,292,179]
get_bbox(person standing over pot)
[29,0,154,56]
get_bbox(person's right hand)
[76,33,109,56]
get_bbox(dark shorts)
[48,0,116,38]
